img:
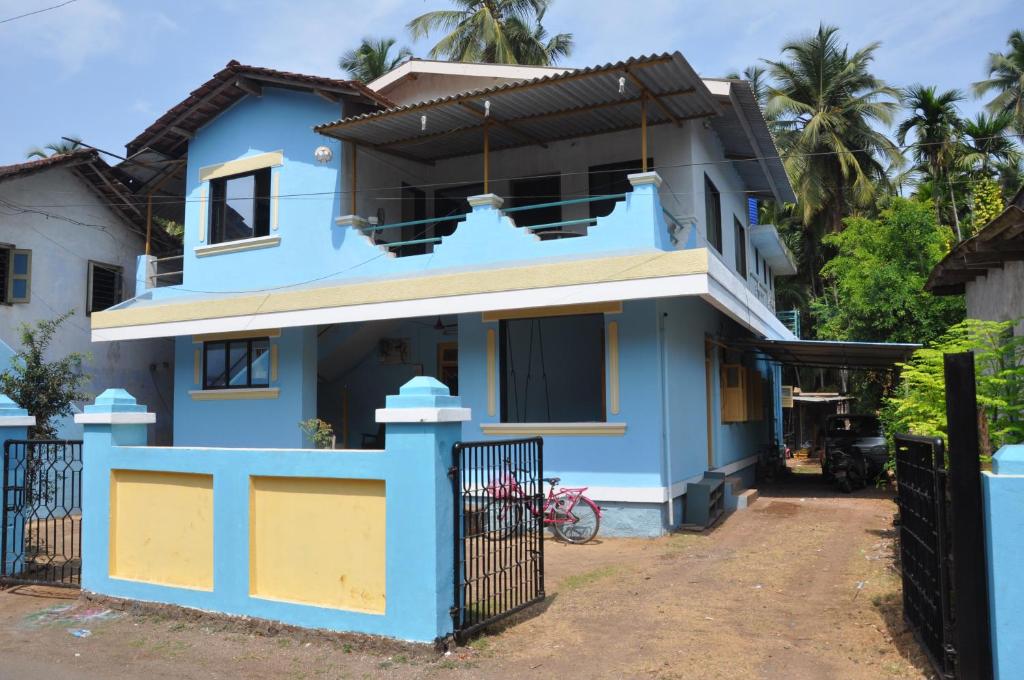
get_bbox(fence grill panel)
[2,440,83,586]
[451,437,544,639]
[894,434,954,678]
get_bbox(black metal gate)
[894,434,953,674]
[1,439,83,586]
[451,437,545,640]
[894,352,993,680]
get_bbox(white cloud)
[0,0,124,75]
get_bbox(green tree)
[726,64,770,108]
[959,111,1020,177]
[25,136,82,160]
[973,29,1024,132]
[407,0,573,65]
[882,319,1024,456]
[339,36,412,82]
[812,198,965,345]
[896,85,965,238]
[764,24,901,234]
[0,312,91,438]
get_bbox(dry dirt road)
[0,468,936,680]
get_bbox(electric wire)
[0,0,78,25]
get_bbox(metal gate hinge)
[447,466,458,480]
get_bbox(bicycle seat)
[543,477,561,486]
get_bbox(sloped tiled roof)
[125,61,393,158]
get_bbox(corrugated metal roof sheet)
[315,53,721,160]
[733,338,920,370]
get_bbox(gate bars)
[451,437,545,640]
[1,440,83,586]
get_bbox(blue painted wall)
[983,444,1024,679]
[81,383,457,642]
[172,326,316,448]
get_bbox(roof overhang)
[749,224,798,275]
[732,338,920,371]
[367,59,570,96]
[315,52,726,165]
[927,205,1024,295]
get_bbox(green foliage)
[0,312,91,439]
[339,36,412,82]
[973,29,1024,133]
[25,136,81,160]
[812,198,965,345]
[299,418,335,449]
[970,177,1005,233]
[153,215,184,239]
[882,319,1024,453]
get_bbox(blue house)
[98,54,799,536]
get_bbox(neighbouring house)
[91,53,807,536]
[927,187,1024,332]
[0,150,176,443]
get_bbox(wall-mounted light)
[314,145,333,164]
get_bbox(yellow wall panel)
[110,470,213,590]
[249,477,386,614]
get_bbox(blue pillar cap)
[992,444,1024,475]
[0,393,29,417]
[84,388,148,414]
[385,376,460,408]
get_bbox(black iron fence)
[451,437,545,640]
[1,439,83,586]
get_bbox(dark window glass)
[87,262,123,315]
[205,342,228,388]
[500,314,605,423]
[209,168,271,244]
[510,175,562,229]
[733,217,747,278]
[203,338,271,389]
[588,159,652,219]
[0,246,8,304]
[704,174,722,252]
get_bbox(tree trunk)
[948,178,962,241]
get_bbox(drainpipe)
[658,311,674,527]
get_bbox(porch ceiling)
[314,53,722,164]
[732,338,920,371]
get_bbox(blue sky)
[0,0,1017,165]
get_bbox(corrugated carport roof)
[733,338,920,371]
[315,52,724,161]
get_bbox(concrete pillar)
[376,376,470,640]
[0,394,35,577]
[74,389,155,590]
[983,444,1024,679]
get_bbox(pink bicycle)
[485,468,602,544]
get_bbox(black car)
[822,415,887,491]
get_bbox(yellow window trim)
[189,388,280,401]
[198,188,207,243]
[271,172,280,230]
[198,150,284,183]
[486,329,496,417]
[195,235,281,258]
[480,422,626,436]
[481,301,622,323]
[193,348,201,385]
[193,329,281,343]
[608,321,620,415]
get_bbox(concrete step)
[725,475,744,494]
[735,488,759,510]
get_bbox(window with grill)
[203,338,270,389]
[87,262,123,315]
[1,246,31,304]
[209,168,271,244]
[704,174,722,252]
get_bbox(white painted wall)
[0,167,174,443]
[965,261,1024,335]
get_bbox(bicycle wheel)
[552,496,600,544]
[483,498,524,540]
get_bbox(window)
[203,338,271,389]
[0,246,31,304]
[588,159,652,219]
[704,175,722,252]
[733,217,747,278]
[720,363,747,423]
[209,168,271,244]
[500,314,605,423]
[87,262,123,315]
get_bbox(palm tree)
[407,0,573,65]
[973,29,1024,132]
[726,65,770,109]
[25,137,82,159]
[959,111,1021,176]
[764,24,902,236]
[339,37,412,83]
[896,85,965,238]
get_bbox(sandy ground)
[0,466,936,680]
